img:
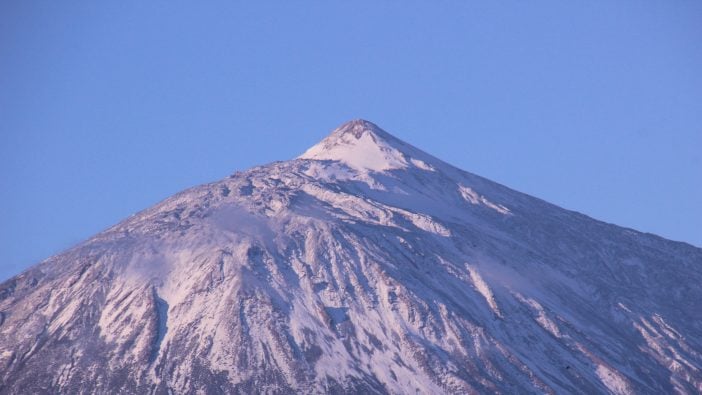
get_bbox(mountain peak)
[331,119,386,138]
[298,119,432,172]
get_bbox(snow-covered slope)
[1,120,701,394]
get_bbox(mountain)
[1,120,701,394]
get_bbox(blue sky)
[1,1,701,281]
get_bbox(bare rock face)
[1,120,701,394]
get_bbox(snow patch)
[395,209,451,237]
[467,264,502,318]
[595,364,633,395]
[458,185,511,215]
[410,158,435,171]
[514,293,562,338]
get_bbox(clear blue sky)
[1,1,701,281]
